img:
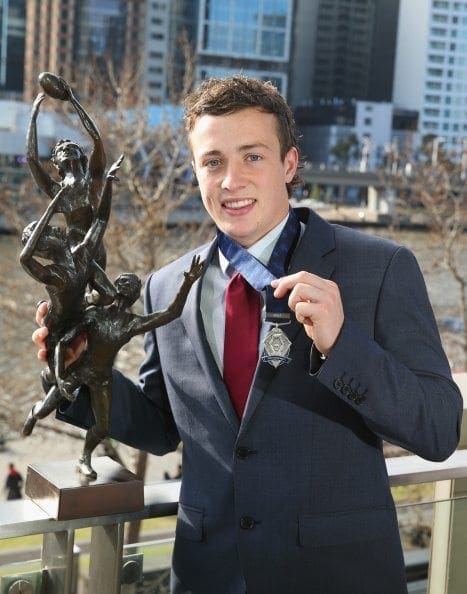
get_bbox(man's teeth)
[224,199,254,209]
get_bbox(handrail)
[2,450,467,541]
[388,449,467,487]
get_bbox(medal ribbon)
[217,209,301,324]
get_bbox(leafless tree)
[383,143,467,370]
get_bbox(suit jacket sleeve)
[315,245,463,462]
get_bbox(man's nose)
[221,163,245,190]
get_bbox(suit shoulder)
[333,223,404,258]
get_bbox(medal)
[262,324,291,368]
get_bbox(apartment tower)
[23,0,145,101]
[393,0,467,157]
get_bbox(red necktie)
[223,273,261,418]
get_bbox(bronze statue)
[20,155,123,397]
[22,73,203,480]
[26,74,108,274]
[23,256,203,478]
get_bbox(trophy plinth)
[25,456,144,520]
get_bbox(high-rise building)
[144,0,200,103]
[0,0,26,96]
[393,0,467,157]
[291,0,403,167]
[290,0,400,106]
[144,0,294,102]
[144,0,171,102]
[195,0,293,95]
[23,0,144,101]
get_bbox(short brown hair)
[183,75,302,195]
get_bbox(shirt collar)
[218,213,290,275]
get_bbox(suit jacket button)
[236,446,251,459]
[341,384,352,397]
[240,516,256,530]
[333,377,344,390]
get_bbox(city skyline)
[0,0,465,166]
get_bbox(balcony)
[1,372,466,594]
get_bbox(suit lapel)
[241,208,336,429]
[180,240,240,433]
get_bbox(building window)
[200,0,289,60]
[431,27,447,35]
[425,94,442,103]
[424,121,440,130]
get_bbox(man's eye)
[247,154,261,162]
[205,159,220,168]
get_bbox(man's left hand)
[271,272,344,357]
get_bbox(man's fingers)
[272,273,336,309]
[32,325,48,347]
[32,325,49,362]
[35,301,49,326]
[64,333,88,368]
[37,348,48,363]
[271,272,328,298]
[33,302,49,361]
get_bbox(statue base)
[25,456,144,520]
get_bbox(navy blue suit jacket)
[63,208,462,594]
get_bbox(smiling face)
[190,108,298,248]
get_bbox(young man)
[34,76,462,594]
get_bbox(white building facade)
[393,0,467,158]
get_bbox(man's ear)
[284,147,299,183]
